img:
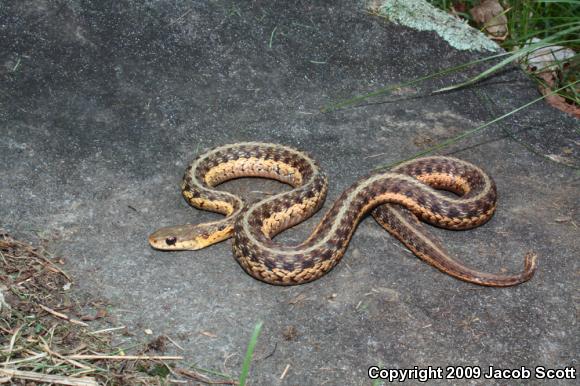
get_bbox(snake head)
[148,223,233,251]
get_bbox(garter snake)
[149,142,537,286]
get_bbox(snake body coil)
[149,142,537,286]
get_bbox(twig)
[0,368,98,386]
[280,364,290,379]
[89,326,126,335]
[363,152,389,159]
[257,342,277,361]
[165,335,185,351]
[169,9,193,26]
[175,368,238,385]
[38,304,89,327]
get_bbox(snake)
[149,142,537,286]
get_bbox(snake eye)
[165,236,177,246]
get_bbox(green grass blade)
[269,26,278,48]
[322,25,579,111]
[537,0,580,3]
[321,51,513,112]
[239,321,264,386]
[434,36,579,93]
[376,79,579,170]
[502,21,580,47]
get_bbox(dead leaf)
[282,325,298,341]
[470,0,508,40]
[537,72,580,118]
[525,42,576,72]
[451,2,468,14]
[413,133,435,149]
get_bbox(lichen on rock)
[368,0,500,52]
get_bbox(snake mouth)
[148,234,175,250]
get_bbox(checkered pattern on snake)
[149,142,537,286]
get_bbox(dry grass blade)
[0,230,219,384]
[67,355,183,361]
[0,368,98,385]
[175,367,239,385]
[37,303,89,326]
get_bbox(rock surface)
[1,1,578,384]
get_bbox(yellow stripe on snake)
[149,142,537,286]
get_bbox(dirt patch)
[0,231,236,385]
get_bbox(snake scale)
[149,142,537,286]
